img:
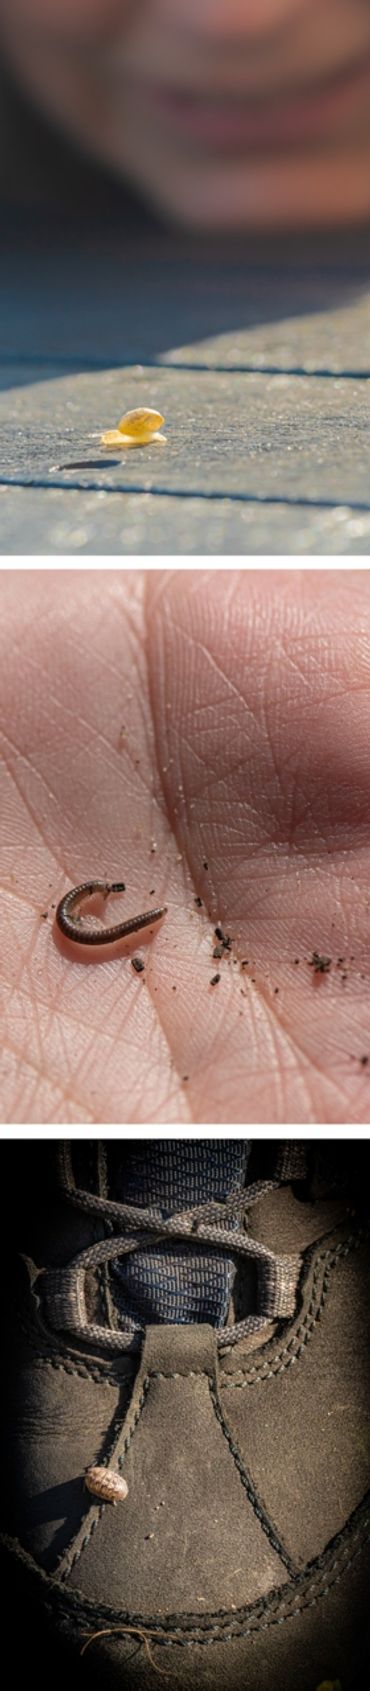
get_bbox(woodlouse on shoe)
[85,1466,128,1505]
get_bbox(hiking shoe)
[2,1139,370,1691]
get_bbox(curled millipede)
[85,1465,128,1505]
[55,880,167,947]
[100,406,166,449]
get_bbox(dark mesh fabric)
[108,1141,250,1330]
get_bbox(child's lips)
[142,56,370,152]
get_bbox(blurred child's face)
[2,1,370,230]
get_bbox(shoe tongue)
[108,1140,250,1211]
[106,1140,251,1331]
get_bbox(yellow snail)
[101,406,166,449]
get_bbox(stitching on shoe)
[60,1365,294,1585]
[17,1226,368,1594]
[14,1301,132,1385]
[13,1226,366,1384]
[38,1359,119,1386]
[208,1377,295,1574]
[7,1225,369,1645]
[59,1377,150,1580]
[220,1229,366,1388]
[37,1513,370,1641]
[222,1252,330,1386]
[148,1368,213,1378]
[3,1500,369,1647]
[21,1348,122,1388]
[60,1370,222,1579]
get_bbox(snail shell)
[100,407,166,449]
[85,1465,128,1505]
[118,407,164,437]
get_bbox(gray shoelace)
[41,1178,302,1354]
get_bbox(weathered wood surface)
[1,229,370,553]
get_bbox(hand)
[1,567,368,1124]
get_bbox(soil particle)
[214,925,232,950]
[308,951,331,974]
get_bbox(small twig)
[80,1622,182,1676]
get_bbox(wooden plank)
[1,365,370,509]
[1,486,369,556]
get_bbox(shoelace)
[41,1179,302,1354]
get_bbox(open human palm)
[1,566,369,1124]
